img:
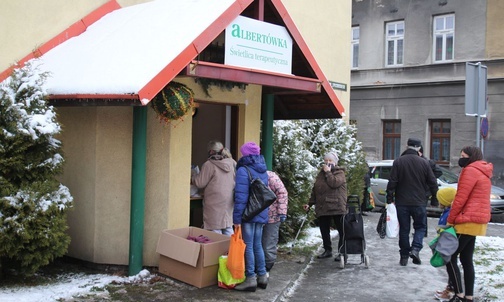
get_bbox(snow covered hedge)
[0,61,73,275]
[272,119,368,243]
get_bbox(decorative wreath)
[151,82,195,124]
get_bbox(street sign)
[481,117,489,138]
[465,62,487,116]
[329,81,347,91]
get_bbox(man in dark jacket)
[418,145,442,238]
[386,138,438,266]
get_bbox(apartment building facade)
[350,0,504,185]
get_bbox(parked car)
[368,160,504,215]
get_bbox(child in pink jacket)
[262,171,288,272]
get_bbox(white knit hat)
[324,152,339,165]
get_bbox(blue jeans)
[396,205,427,256]
[210,227,234,236]
[242,222,267,277]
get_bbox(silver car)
[368,160,504,215]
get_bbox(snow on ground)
[473,236,504,299]
[0,269,152,302]
[0,228,503,301]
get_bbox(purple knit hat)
[240,142,260,156]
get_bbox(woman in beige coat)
[192,141,236,235]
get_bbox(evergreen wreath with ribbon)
[151,81,195,124]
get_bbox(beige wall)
[486,0,504,59]
[0,0,103,71]
[57,80,261,266]
[0,0,152,72]
[57,107,99,261]
[58,107,133,264]
[282,0,352,120]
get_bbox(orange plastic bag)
[226,225,246,279]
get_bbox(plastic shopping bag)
[218,255,246,289]
[429,226,458,267]
[376,207,387,239]
[368,190,376,209]
[226,225,246,279]
[385,203,399,238]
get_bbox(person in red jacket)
[446,146,492,302]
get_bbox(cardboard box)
[156,227,230,288]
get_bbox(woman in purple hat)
[233,142,269,292]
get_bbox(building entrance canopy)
[1,0,344,119]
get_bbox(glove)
[386,191,394,204]
[279,215,286,223]
[430,196,439,207]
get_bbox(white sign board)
[225,15,293,75]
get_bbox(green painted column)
[261,94,274,170]
[129,106,147,276]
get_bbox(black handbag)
[376,207,387,239]
[242,166,277,222]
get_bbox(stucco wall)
[57,107,99,261]
[486,0,504,59]
[0,0,104,72]
[282,0,352,120]
[350,83,472,163]
[351,0,487,70]
[58,106,133,264]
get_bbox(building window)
[430,120,450,164]
[385,21,404,67]
[351,26,359,69]
[383,120,401,160]
[433,14,454,62]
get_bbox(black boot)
[400,255,408,266]
[317,250,332,259]
[257,274,268,289]
[265,262,274,272]
[410,249,421,265]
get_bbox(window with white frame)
[433,14,454,62]
[385,21,404,67]
[351,26,359,69]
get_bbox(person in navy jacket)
[233,142,269,292]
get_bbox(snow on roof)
[37,0,237,99]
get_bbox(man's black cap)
[407,138,422,147]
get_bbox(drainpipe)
[129,106,147,276]
[261,94,274,170]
